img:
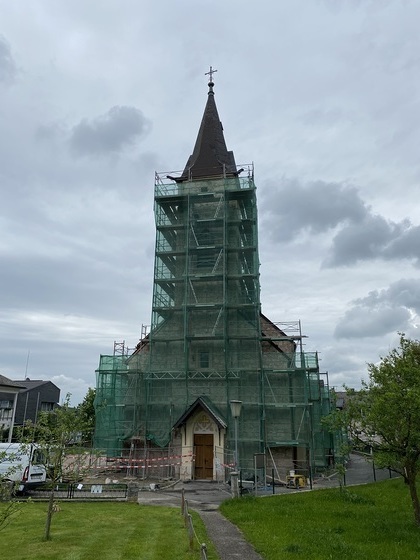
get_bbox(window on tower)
[199,351,210,369]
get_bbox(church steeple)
[178,69,237,181]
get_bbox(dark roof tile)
[178,81,237,181]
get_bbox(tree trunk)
[407,472,420,527]
[44,488,55,540]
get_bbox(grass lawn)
[220,479,420,560]
[0,501,218,560]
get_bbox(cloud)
[334,305,410,339]
[262,177,420,267]
[355,279,420,315]
[0,35,17,85]
[261,178,368,241]
[335,278,420,339]
[326,217,420,267]
[383,225,420,263]
[69,105,151,157]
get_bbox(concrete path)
[199,509,263,560]
[137,481,263,559]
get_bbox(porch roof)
[173,396,227,430]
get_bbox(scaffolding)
[94,167,334,478]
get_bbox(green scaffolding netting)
[94,173,335,471]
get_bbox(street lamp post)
[230,400,242,471]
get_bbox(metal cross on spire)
[205,66,217,83]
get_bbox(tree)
[76,388,96,446]
[20,393,87,540]
[332,334,420,526]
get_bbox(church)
[94,72,334,482]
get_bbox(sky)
[1,0,420,404]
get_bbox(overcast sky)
[1,1,419,404]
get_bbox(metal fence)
[28,483,128,500]
[236,452,400,496]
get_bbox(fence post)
[231,472,239,498]
[126,481,139,502]
[180,492,207,557]
[187,514,194,550]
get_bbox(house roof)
[0,374,22,390]
[13,379,47,391]
[7,379,59,393]
[173,396,227,429]
[177,79,237,181]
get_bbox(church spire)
[178,68,237,181]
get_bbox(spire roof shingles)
[178,79,237,181]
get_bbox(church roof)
[177,77,237,181]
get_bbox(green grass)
[220,479,420,560]
[0,501,218,560]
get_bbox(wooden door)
[194,434,214,479]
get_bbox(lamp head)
[230,400,242,419]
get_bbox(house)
[0,375,60,440]
[0,374,21,442]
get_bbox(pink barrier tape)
[93,453,195,469]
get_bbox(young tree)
[0,486,20,532]
[20,393,85,540]
[335,334,420,526]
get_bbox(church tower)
[144,73,264,472]
[94,72,334,482]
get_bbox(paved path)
[199,509,263,560]
[137,481,263,559]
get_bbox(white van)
[0,443,47,492]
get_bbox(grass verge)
[0,501,218,560]
[220,478,420,560]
